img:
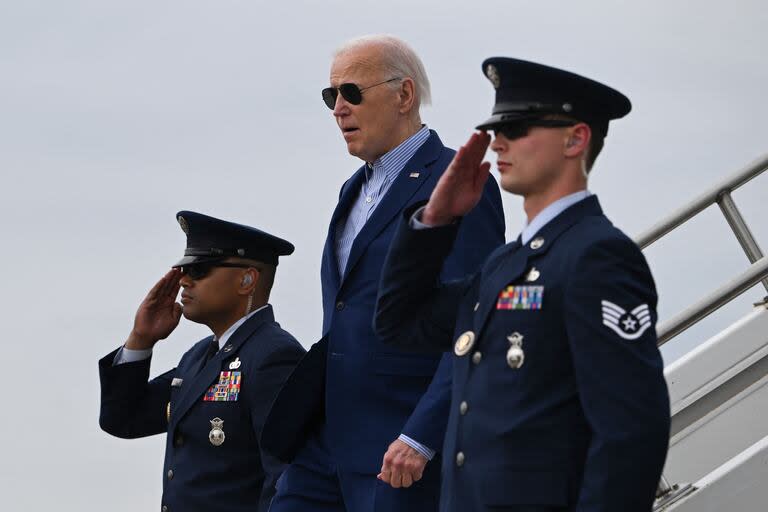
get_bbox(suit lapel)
[474,195,604,334]
[170,306,275,428]
[341,131,444,284]
[322,167,367,293]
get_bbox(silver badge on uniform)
[228,357,241,370]
[506,332,525,369]
[209,417,226,446]
[601,300,652,340]
[525,267,541,282]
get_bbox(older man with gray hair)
[262,35,504,512]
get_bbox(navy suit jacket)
[375,196,670,512]
[99,306,305,512]
[262,130,505,473]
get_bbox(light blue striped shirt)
[335,125,430,276]
[334,125,436,460]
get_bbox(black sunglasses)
[179,262,253,281]
[321,77,401,109]
[493,119,577,140]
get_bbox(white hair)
[334,34,432,112]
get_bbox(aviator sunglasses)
[322,77,401,109]
[493,119,577,140]
[179,262,254,280]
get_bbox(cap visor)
[171,255,224,267]
[475,112,532,131]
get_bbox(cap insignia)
[485,64,501,89]
[177,215,189,235]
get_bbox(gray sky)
[1,1,766,509]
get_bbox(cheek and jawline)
[492,126,589,219]
[180,269,247,322]
[330,52,418,163]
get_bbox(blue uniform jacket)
[261,130,505,473]
[375,196,670,512]
[99,305,305,512]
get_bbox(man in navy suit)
[375,58,670,511]
[99,211,305,512]
[262,36,505,511]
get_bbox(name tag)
[497,285,544,310]
[204,371,242,402]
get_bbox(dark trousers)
[269,434,440,512]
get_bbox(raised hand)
[377,438,428,489]
[422,131,492,226]
[125,269,183,350]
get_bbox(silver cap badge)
[177,215,189,235]
[485,64,501,89]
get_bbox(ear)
[564,123,591,159]
[237,268,260,296]
[398,78,416,115]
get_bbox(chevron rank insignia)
[601,300,652,340]
[203,371,242,402]
[497,285,544,310]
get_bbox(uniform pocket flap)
[481,469,568,506]
[373,353,440,376]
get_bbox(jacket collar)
[169,305,275,428]
[474,195,603,333]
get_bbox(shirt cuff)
[113,346,152,365]
[409,206,436,230]
[409,206,458,230]
[398,434,435,461]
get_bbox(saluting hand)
[377,438,428,489]
[125,269,183,350]
[422,131,492,226]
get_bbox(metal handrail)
[657,257,768,346]
[636,154,768,250]
[644,154,768,507]
[632,153,768,348]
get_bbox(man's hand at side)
[377,438,428,489]
[124,269,183,350]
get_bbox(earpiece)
[241,274,253,287]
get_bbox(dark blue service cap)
[476,57,631,137]
[172,211,294,267]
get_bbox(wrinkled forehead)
[329,46,385,86]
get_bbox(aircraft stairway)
[634,155,768,511]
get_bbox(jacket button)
[162,506,168,512]
[456,451,465,467]
[335,301,345,311]
[472,352,482,364]
[167,469,174,480]
[174,434,184,447]
[459,401,468,415]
